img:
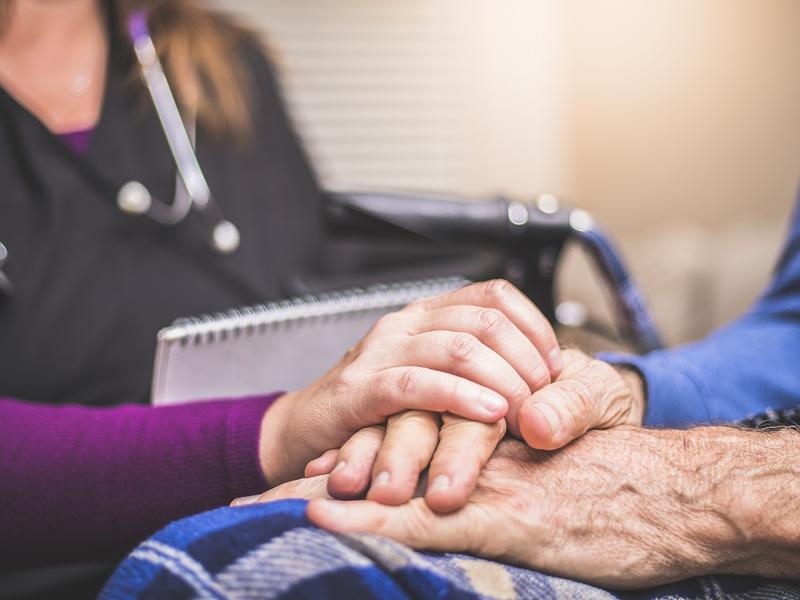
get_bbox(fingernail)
[533,403,561,434]
[333,461,347,474]
[232,494,260,507]
[548,348,563,373]
[429,474,450,492]
[480,390,505,414]
[373,470,391,486]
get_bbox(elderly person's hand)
[515,348,646,450]
[255,427,800,589]
[253,280,562,489]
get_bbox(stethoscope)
[120,9,241,254]
[0,10,241,297]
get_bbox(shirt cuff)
[596,352,711,427]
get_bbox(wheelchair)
[317,189,662,355]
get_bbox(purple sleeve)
[0,393,282,568]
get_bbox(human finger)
[517,351,635,450]
[366,411,440,505]
[305,449,339,477]
[409,305,551,392]
[327,425,385,499]
[393,330,531,406]
[368,367,509,423]
[408,279,562,377]
[307,497,470,555]
[424,415,506,513]
[231,474,330,506]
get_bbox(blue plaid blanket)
[101,499,799,599]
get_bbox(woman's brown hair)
[1,0,258,138]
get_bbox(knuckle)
[528,318,555,344]
[396,367,422,396]
[343,425,385,455]
[447,377,466,404]
[374,311,400,332]
[301,476,328,499]
[335,364,362,391]
[588,359,632,416]
[509,378,531,402]
[481,279,517,305]
[329,472,366,497]
[395,500,434,540]
[404,298,427,313]
[476,308,508,339]
[446,333,481,364]
[362,424,388,441]
[392,409,437,430]
[332,368,358,398]
[591,357,626,389]
[556,379,595,434]
[530,362,551,387]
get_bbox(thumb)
[518,359,633,450]
[307,497,468,554]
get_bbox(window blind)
[217,1,476,193]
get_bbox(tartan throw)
[101,498,800,600]
[737,406,800,430]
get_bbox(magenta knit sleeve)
[0,393,281,568]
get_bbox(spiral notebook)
[151,276,469,405]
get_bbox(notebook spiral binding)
[162,276,471,347]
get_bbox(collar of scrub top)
[121,8,240,254]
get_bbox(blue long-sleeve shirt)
[602,195,800,427]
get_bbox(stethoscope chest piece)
[117,181,153,215]
[123,10,242,256]
[117,179,240,254]
[212,221,241,254]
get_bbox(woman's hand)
[257,280,562,486]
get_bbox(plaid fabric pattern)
[101,499,800,600]
[737,406,800,429]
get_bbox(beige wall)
[560,0,800,340]
[565,0,800,234]
[213,0,800,342]
[215,1,800,226]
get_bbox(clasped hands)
[237,280,665,587]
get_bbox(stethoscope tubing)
[121,8,240,253]
[129,15,209,220]
[0,242,11,296]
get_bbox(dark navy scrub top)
[0,25,324,407]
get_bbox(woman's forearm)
[0,394,279,568]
